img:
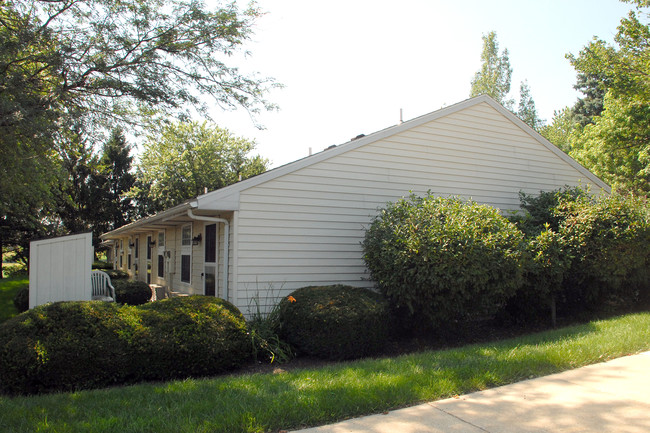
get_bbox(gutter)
[187,209,230,302]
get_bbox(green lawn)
[0,275,28,322]
[1,311,649,433]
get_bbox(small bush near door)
[275,285,391,360]
[113,280,152,305]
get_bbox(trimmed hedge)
[363,194,524,328]
[135,297,251,380]
[0,296,250,395]
[113,279,152,305]
[105,269,129,280]
[558,193,650,308]
[92,261,114,270]
[505,189,650,322]
[275,285,391,360]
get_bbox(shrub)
[0,296,251,395]
[510,186,589,235]
[275,285,391,360]
[113,279,152,305]
[105,269,129,280]
[504,190,650,322]
[500,226,571,326]
[134,296,251,380]
[558,193,650,308]
[92,261,113,270]
[0,301,137,395]
[363,194,524,328]
[12,286,29,313]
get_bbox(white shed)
[29,232,93,308]
[101,95,609,315]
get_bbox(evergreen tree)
[53,124,98,234]
[517,80,543,130]
[90,128,136,234]
[571,73,606,127]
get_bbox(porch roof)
[100,201,196,239]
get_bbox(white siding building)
[101,95,609,315]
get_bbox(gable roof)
[101,95,609,239]
[196,94,609,210]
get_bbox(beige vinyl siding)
[233,102,603,313]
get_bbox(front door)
[204,223,217,296]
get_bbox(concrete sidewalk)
[293,351,650,433]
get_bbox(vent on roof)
[325,144,337,150]
[351,134,365,141]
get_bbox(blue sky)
[207,0,634,168]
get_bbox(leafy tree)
[0,3,63,264]
[470,31,514,108]
[517,80,543,130]
[539,107,575,153]
[567,1,650,194]
[135,121,269,212]
[570,93,650,194]
[1,0,276,263]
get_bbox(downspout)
[187,209,230,301]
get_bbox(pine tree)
[89,128,136,236]
[517,80,543,130]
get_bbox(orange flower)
[287,296,297,303]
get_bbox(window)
[146,235,152,260]
[182,225,192,246]
[128,254,132,269]
[205,224,216,263]
[181,225,192,283]
[181,255,191,283]
[134,237,139,259]
[158,231,165,247]
[158,254,164,278]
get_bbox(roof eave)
[100,201,196,240]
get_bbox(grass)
[0,275,28,322]
[1,311,649,433]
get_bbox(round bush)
[362,194,524,328]
[13,285,29,313]
[113,279,152,305]
[0,301,136,395]
[134,296,251,380]
[275,285,391,360]
[0,296,250,395]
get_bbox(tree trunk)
[550,295,557,328]
[0,233,3,279]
